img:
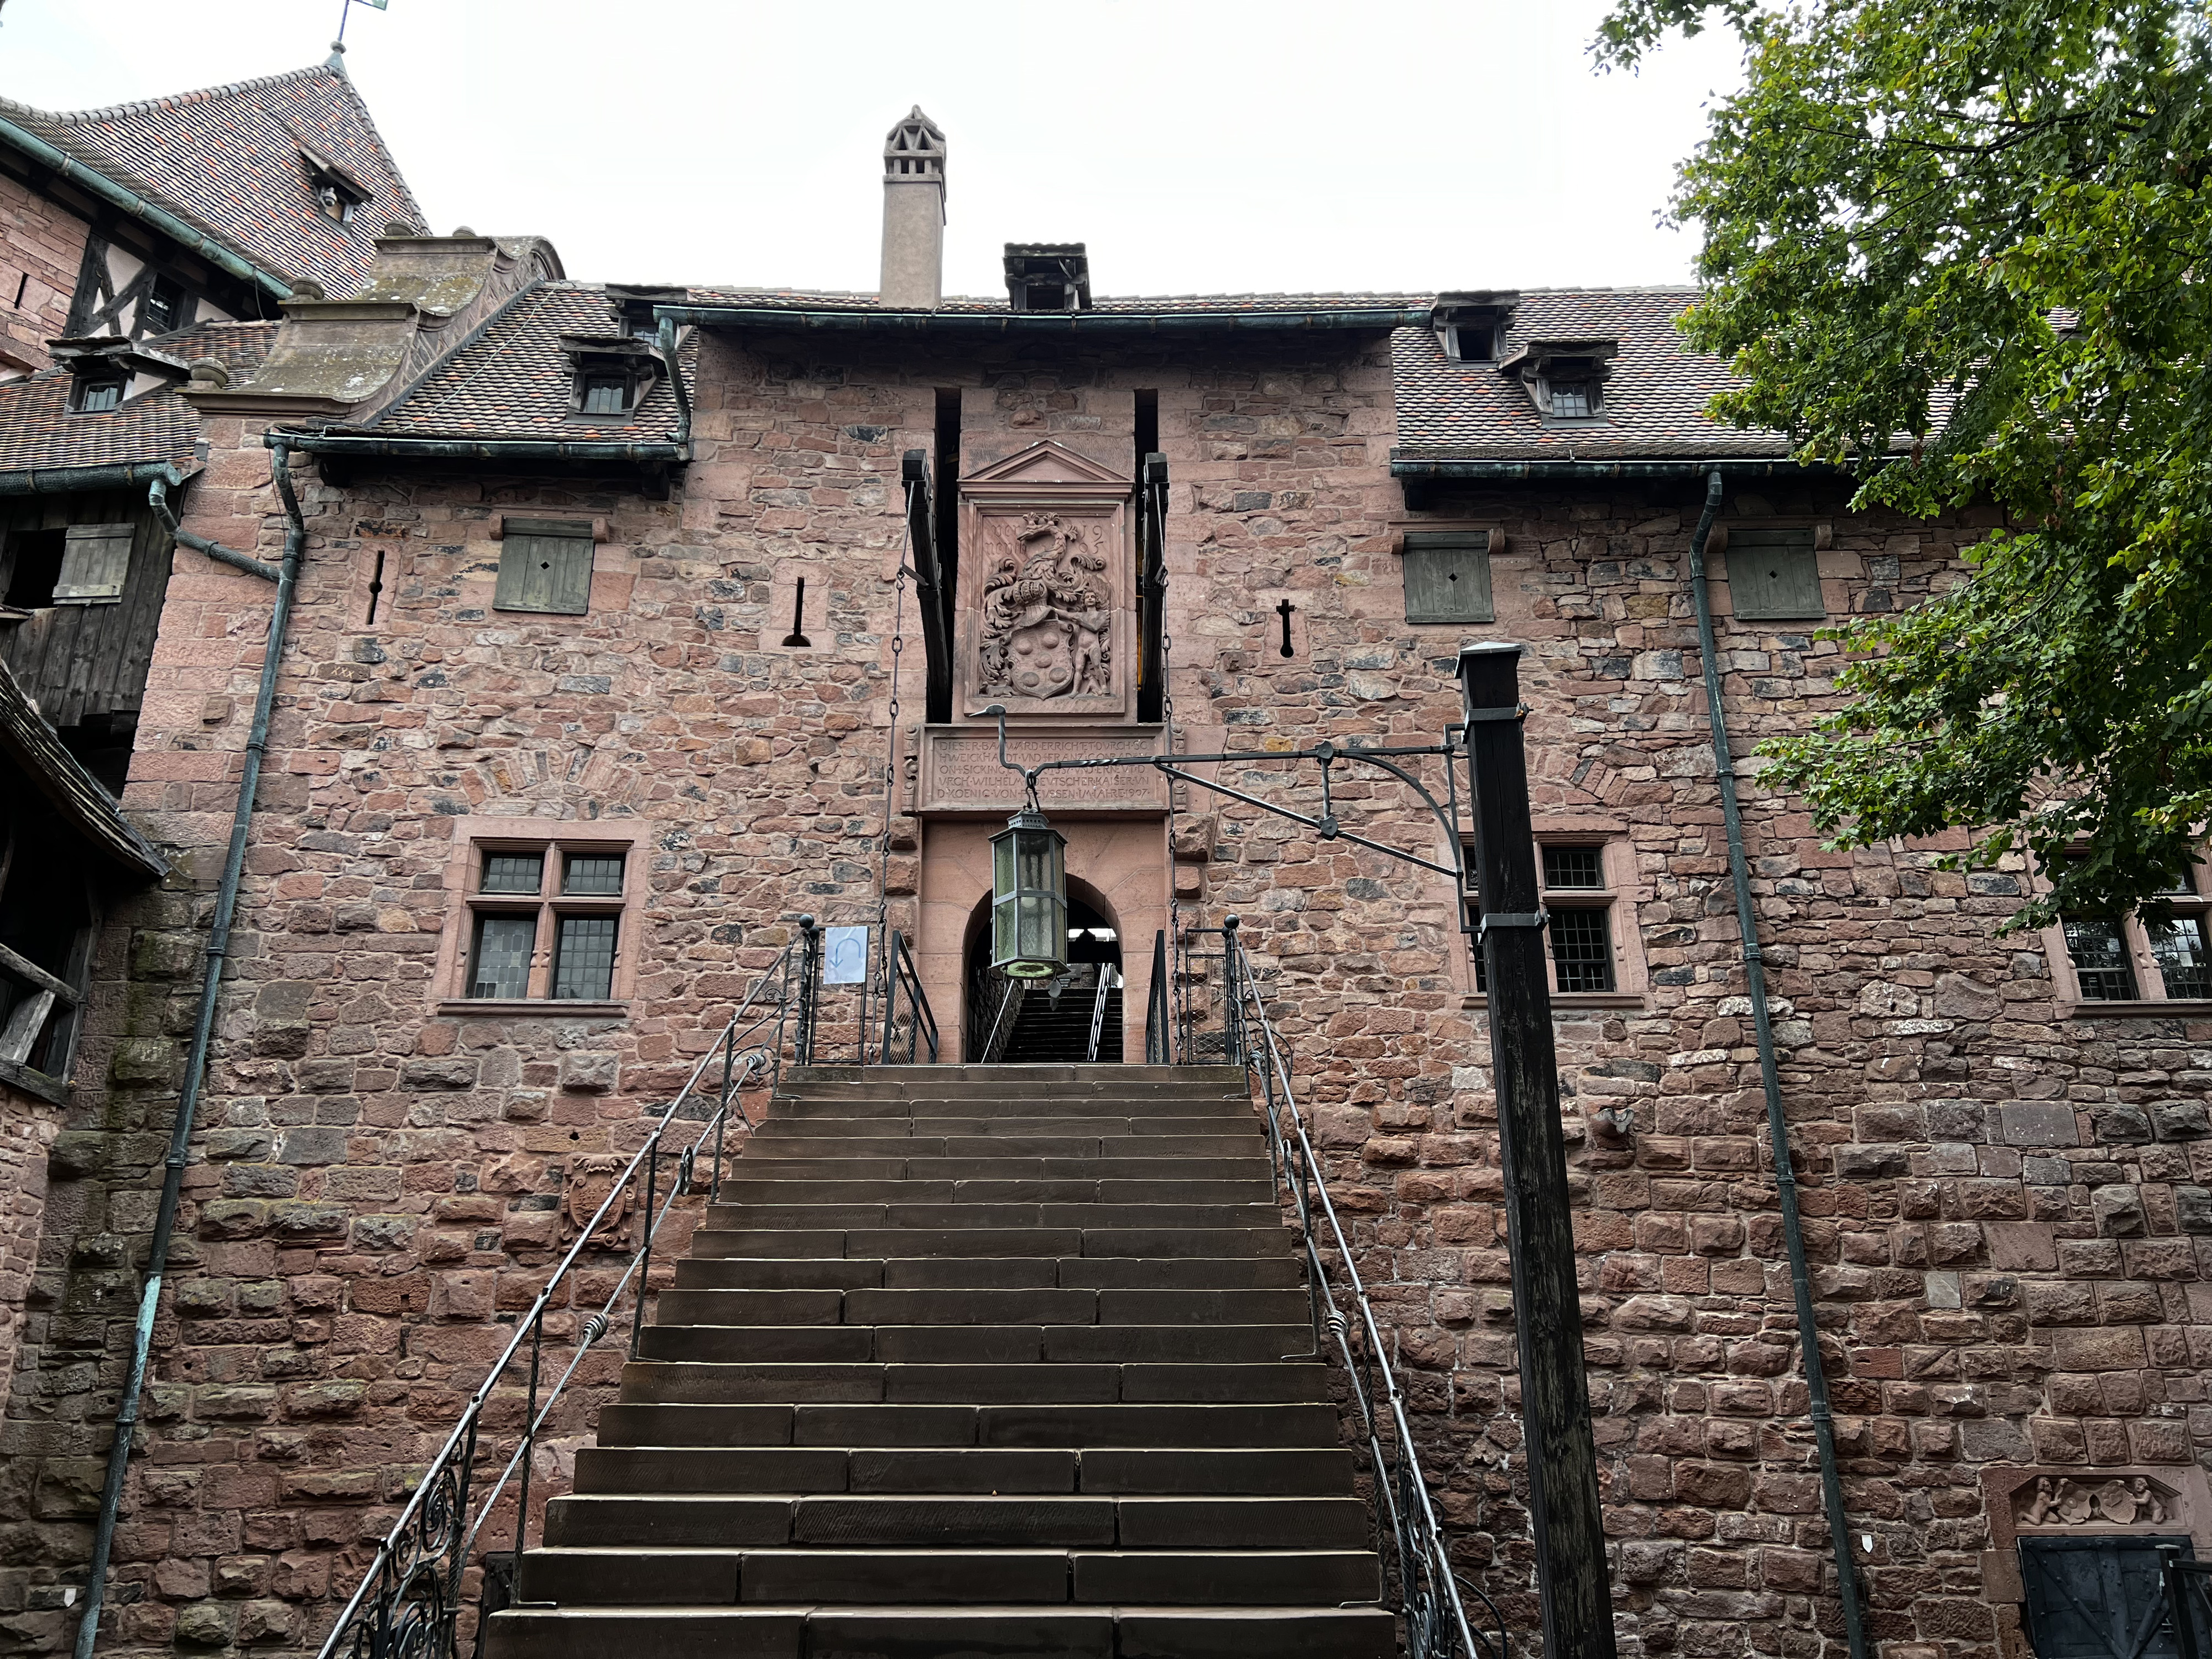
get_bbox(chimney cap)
[884,107,946,184]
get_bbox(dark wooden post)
[1459,642,1616,1659]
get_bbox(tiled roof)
[0,63,424,296]
[0,321,274,475]
[364,284,692,440]
[682,287,1435,316]
[1392,288,1793,461]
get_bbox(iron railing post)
[629,1136,660,1359]
[511,1311,543,1567]
[795,915,820,1068]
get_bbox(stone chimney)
[880,107,946,311]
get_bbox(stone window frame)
[431,818,644,1015]
[1453,826,1650,1009]
[2039,852,2212,1016]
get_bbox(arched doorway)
[961,874,1124,1063]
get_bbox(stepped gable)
[0,319,275,474]
[0,62,425,294]
[486,1064,1396,1659]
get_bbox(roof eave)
[0,113,293,302]
[657,304,1434,335]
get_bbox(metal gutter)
[268,432,684,463]
[1392,456,1824,480]
[656,303,1433,336]
[0,460,198,497]
[0,114,293,302]
[75,439,307,1659]
[147,466,280,582]
[1684,467,1871,1659]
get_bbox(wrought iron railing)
[1084,966,1115,1062]
[966,964,1022,1065]
[877,927,938,1063]
[1145,929,1171,1065]
[313,933,816,1659]
[1214,916,1508,1659]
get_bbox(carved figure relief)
[2017,1474,2174,1528]
[978,513,1112,701]
[562,1154,632,1245]
[953,439,1136,722]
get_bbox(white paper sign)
[823,926,869,984]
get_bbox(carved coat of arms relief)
[978,512,1113,701]
[954,439,1136,723]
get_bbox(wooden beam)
[0,939,76,1005]
[1459,641,1617,1659]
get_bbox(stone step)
[713,1178,1276,1207]
[696,1202,1283,1231]
[690,1228,1294,1262]
[574,1444,1354,1497]
[617,1360,1334,1406]
[486,1602,1395,1659]
[669,1254,1306,1292]
[771,1088,1250,1110]
[727,1155,1270,1182]
[745,1131,1265,1160]
[513,1545,1383,1608]
[654,1286,1313,1328]
[633,1323,1314,1366]
[593,1401,1343,1449]
[541,1493,1376,1552]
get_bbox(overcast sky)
[3,0,1743,299]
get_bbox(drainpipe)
[74,440,308,1659]
[1686,468,1870,1659]
[146,467,280,582]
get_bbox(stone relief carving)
[2017,1474,2174,1527]
[977,512,1112,702]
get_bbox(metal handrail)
[1145,929,1171,1065]
[878,928,939,1063]
[1215,917,1505,1659]
[312,931,818,1659]
[1084,966,1115,1062]
[968,966,1023,1065]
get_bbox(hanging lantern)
[989,806,1067,980]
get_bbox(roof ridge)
[317,64,427,234]
[0,61,341,128]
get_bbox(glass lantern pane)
[993,893,1016,962]
[994,834,1014,893]
[1017,832,1050,889]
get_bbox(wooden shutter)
[1402,534,1495,625]
[51,523,133,604]
[494,521,594,616]
[1726,526,1824,620]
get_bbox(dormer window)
[1498,337,1619,421]
[1545,361,1599,418]
[1432,291,1519,364]
[1004,244,1093,313]
[559,333,664,423]
[72,374,123,414]
[604,285,686,342]
[297,139,369,226]
[580,375,632,416]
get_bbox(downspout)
[74,440,308,1659]
[1686,468,1870,1659]
[655,317,692,457]
[147,467,280,582]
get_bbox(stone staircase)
[485,1063,1395,1659]
[1002,982,1125,1063]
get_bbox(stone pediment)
[962,440,1130,493]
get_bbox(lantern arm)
[980,703,1467,885]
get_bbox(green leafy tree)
[1603,0,2212,927]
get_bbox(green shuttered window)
[1726,526,1824,620]
[1402,533,1495,625]
[52,523,133,604]
[494,519,596,616]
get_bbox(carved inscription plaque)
[919,724,1168,816]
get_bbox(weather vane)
[336,0,387,46]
